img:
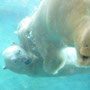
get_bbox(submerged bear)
[2,0,90,77]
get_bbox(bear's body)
[3,0,90,76]
[17,0,90,74]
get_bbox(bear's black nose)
[24,57,32,65]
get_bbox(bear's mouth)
[81,55,89,60]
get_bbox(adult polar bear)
[3,0,90,76]
[17,0,90,74]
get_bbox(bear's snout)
[77,27,90,66]
[78,40,90,66]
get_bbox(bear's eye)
[85,44,88,48]
[16,50,21,55]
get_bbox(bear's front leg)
[43,41,66,74]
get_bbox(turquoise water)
[0,0,90,90]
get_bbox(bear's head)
[2,44,32,74]
[75,21,90,67]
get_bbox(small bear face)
[2,45,32,74]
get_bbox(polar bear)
[2,43,48,76]
[2,44,32,74]
[16,0,90,74]
[3,0,90,75]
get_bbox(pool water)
[0,0,90,90]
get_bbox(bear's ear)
[14,31,18,35]
[10,41,16,45]
[2,66,7,70]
